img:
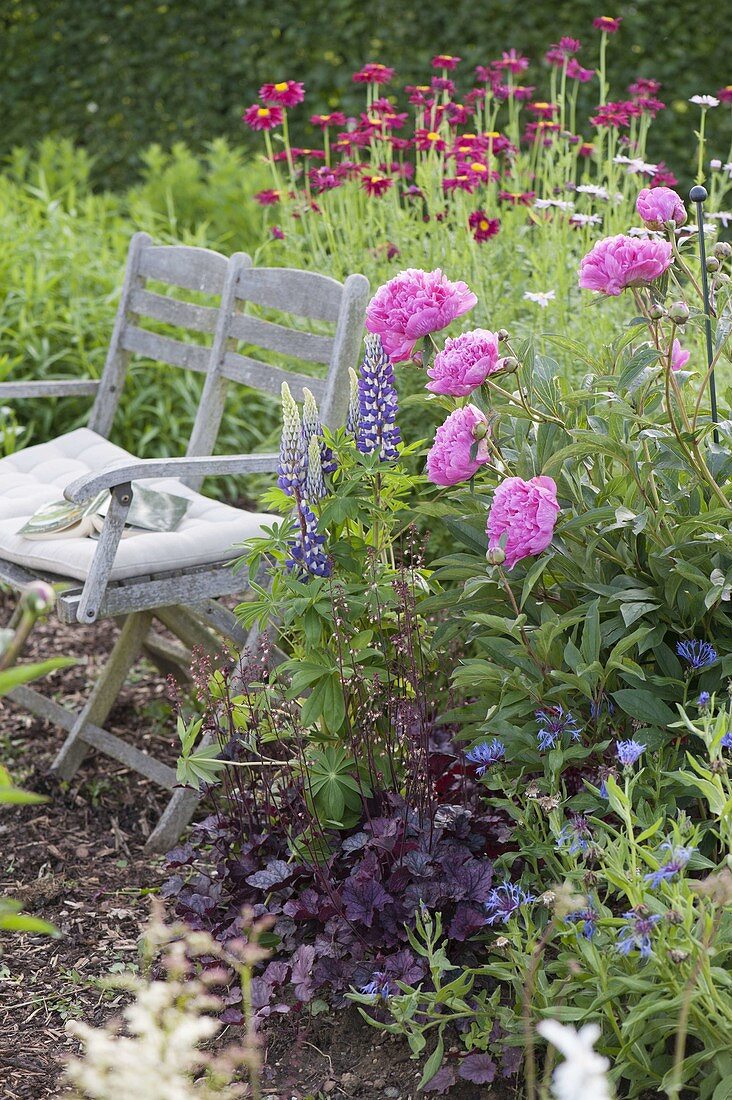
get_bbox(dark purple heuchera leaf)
[501,1044,523,1078]
[384,948,425,987]
[458,1053,497,1084]
[291,944,317,1002]
[423,1066,457,1093]
[165,843,196,867]
[342,873,393,928]
[246,859,302,891]
[437,852,493,903]
[449,904,488,942]
[284,887,336,922]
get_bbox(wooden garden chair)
[0,232,368,852]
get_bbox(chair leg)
[144,786,202,854]
[52,611,153,780]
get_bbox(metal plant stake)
[689,185,718,444]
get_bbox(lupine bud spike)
[305,434,326,501]
[278,381,306,496]
[346,367,360,436]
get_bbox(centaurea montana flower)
[465,738,506,775]
[565,905,598,940]
[356,334,401,462]
[643,841,695,888]
[698,691,711,708]
[556,815,593,856]
[615,739,646,767]
[484,882,535,925]
[359,970,393,999]
[721,731,732,750]
[536,705,582,751]
[676,639,718,670]
[616,909,662,958]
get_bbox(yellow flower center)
[470,161,488,172]
[274,82,289,92]
[257,108,271,117]
[427,131,440,140]
[370,176,384,183]
[479,220,489,230]
[462,132,476,139]
[533,102,551,109]
[485,131,500,138]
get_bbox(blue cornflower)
[643,841,695,889]
[286,502,331,578]
[721,731,732,750]
[535,705,582,751]
[676,639,718,671]
[356,334,401,462]
[359,970,393,999]
[466,738,506,775]
[484,882,536,925]
[616,909,662,958]
[565,905,598,940]
[556,814,593,857]
[615,739,646,767]
[698,691,711,708]
[590,694,615,721]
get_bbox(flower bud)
[717,272,731,285]
[665,909,684,925]
[706,257,721,273]
[714,241,732,260]
[647,303,665,320]
[497,329,510,342]
[668,949,690,964]
[20,581,56,615]
[472,420,489,441]
[667,301,690,324]
[486,546,506,566]
[496,356,519,373]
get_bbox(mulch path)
[0,590,514,1099]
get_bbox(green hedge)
[1,0,729,187]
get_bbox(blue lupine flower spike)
[356,334,401,462]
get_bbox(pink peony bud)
[426,405,491,486]
[486,476,560,571]
[670,339,690,371]
[636,186,687,230]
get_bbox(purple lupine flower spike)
[305,435,326,502]
[346,367,360,436]
[278,382,306,496]
[286,501,331,578]
[356,334,401,461]
[302,387,336,474]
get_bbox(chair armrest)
[64,453,280,503]
[0,380,100,400]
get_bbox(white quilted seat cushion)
[0,428,277,582]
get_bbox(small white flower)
[723,163,732,178]
[538,1019,612,1100]
[613,154,658,175]
[706,211,732,227]
[576,184,610,200]
[524,290,556,308]
[628,226,664,238]
[711,158,722,169]
[570,213,603,226]
[689,95,720,108]
[534,198,575,211]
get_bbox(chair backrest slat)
[227,314,334,364]
[127,288,219,335]
[137,244,229,295]
[120,326,210,374]
[235,267,344,323]
[220,351,327,402]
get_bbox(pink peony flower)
[636,186,687,230]
[579,234,672,296]
[426,329,501,396]
[426,405,491,486]
[487,476,560,570]
[670,339,690,371]
[366,269,477,362]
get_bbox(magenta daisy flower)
[258,80,305,107]
[242,104,284,131]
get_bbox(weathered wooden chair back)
[88,232,241,441]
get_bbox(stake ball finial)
[689,185,708,203]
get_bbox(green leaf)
[419,1033,445,1088]
[612,689,677,728]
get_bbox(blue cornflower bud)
[698,691,711,708]
[278,382,306,496]
[356,334,401,462]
